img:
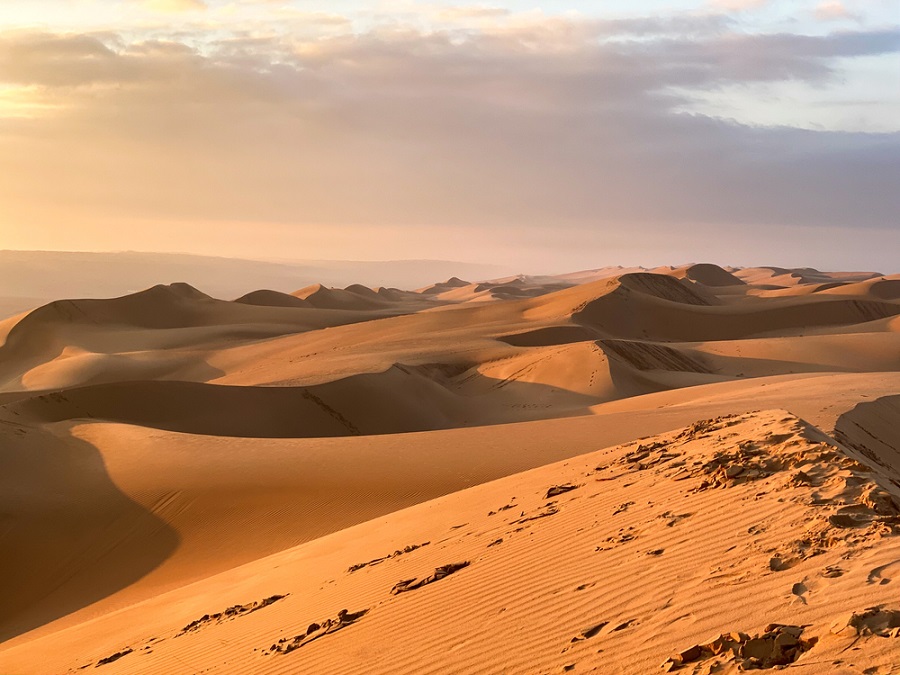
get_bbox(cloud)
[143,0,206,11]
[814,1,861,22]
[435,6,511,21]
[709,0,770,12]
[0,20,897,268]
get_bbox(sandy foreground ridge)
[0,263,899,674]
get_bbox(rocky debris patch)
[488,500,517,516]
[596,527,637,551]
[178,594,287,635]
[689,442,781,492]
[675,415,741,442]
[390,562,470,595]
[95,648,133,667]
[616,441,681,472]
[545,484,580,499]
[769,482,900,570]
[661,624,817,672]
[658,417,870,493]
[266,608,369,655]
[513,504,560,524]
[347,542,430,573]
[659,511,692,528]
[831,606,900,638]
[767,518,842,570]
[826,483,900,533]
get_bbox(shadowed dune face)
[3,367,604,438]
[834,394,900,483]
[615,272,718,305]
[819,277,900,300]
[675,263,746,287]
[0,416,178,642]
[233,289,312,308]
[497,325,599,347]
[570,280,900,341]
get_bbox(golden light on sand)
[0,262,899,672]
[0,1,898,672]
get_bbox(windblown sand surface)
[0,263,898,674]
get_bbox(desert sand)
[0,263,899,674]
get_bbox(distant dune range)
[1,263,899,674]
[0,250,511,316]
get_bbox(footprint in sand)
[820,565,844,578]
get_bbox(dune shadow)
[497,325,600,347]
[0,416,179,643]
[833,394,900,481]
[572,289,900,341]
[3,367,605,439]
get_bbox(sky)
[0,0,898,273]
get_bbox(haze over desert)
[1,0,899,673]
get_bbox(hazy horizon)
[1,247,897,279]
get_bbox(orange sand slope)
[2,410,899,675]
[0,263,898,674]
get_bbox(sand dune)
[733,266,882,288]
[818,275,900,300]
[1,264,899,674]
[558,276,899,341]
[234,289,312,308]
[294,284,390,310]
[416,276,470,294]
[3,408,899,674]
[668,262,746,287]
[0,284,435,392]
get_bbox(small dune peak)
[234,290,311,308]
[343,284,379,298]
[148,282,213,301]
[375,287,407,302]
[292,283,327,300]
[615,272,716,306]
[417,277,472,295]
[679,263,746,287]
[292,283,384,310]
